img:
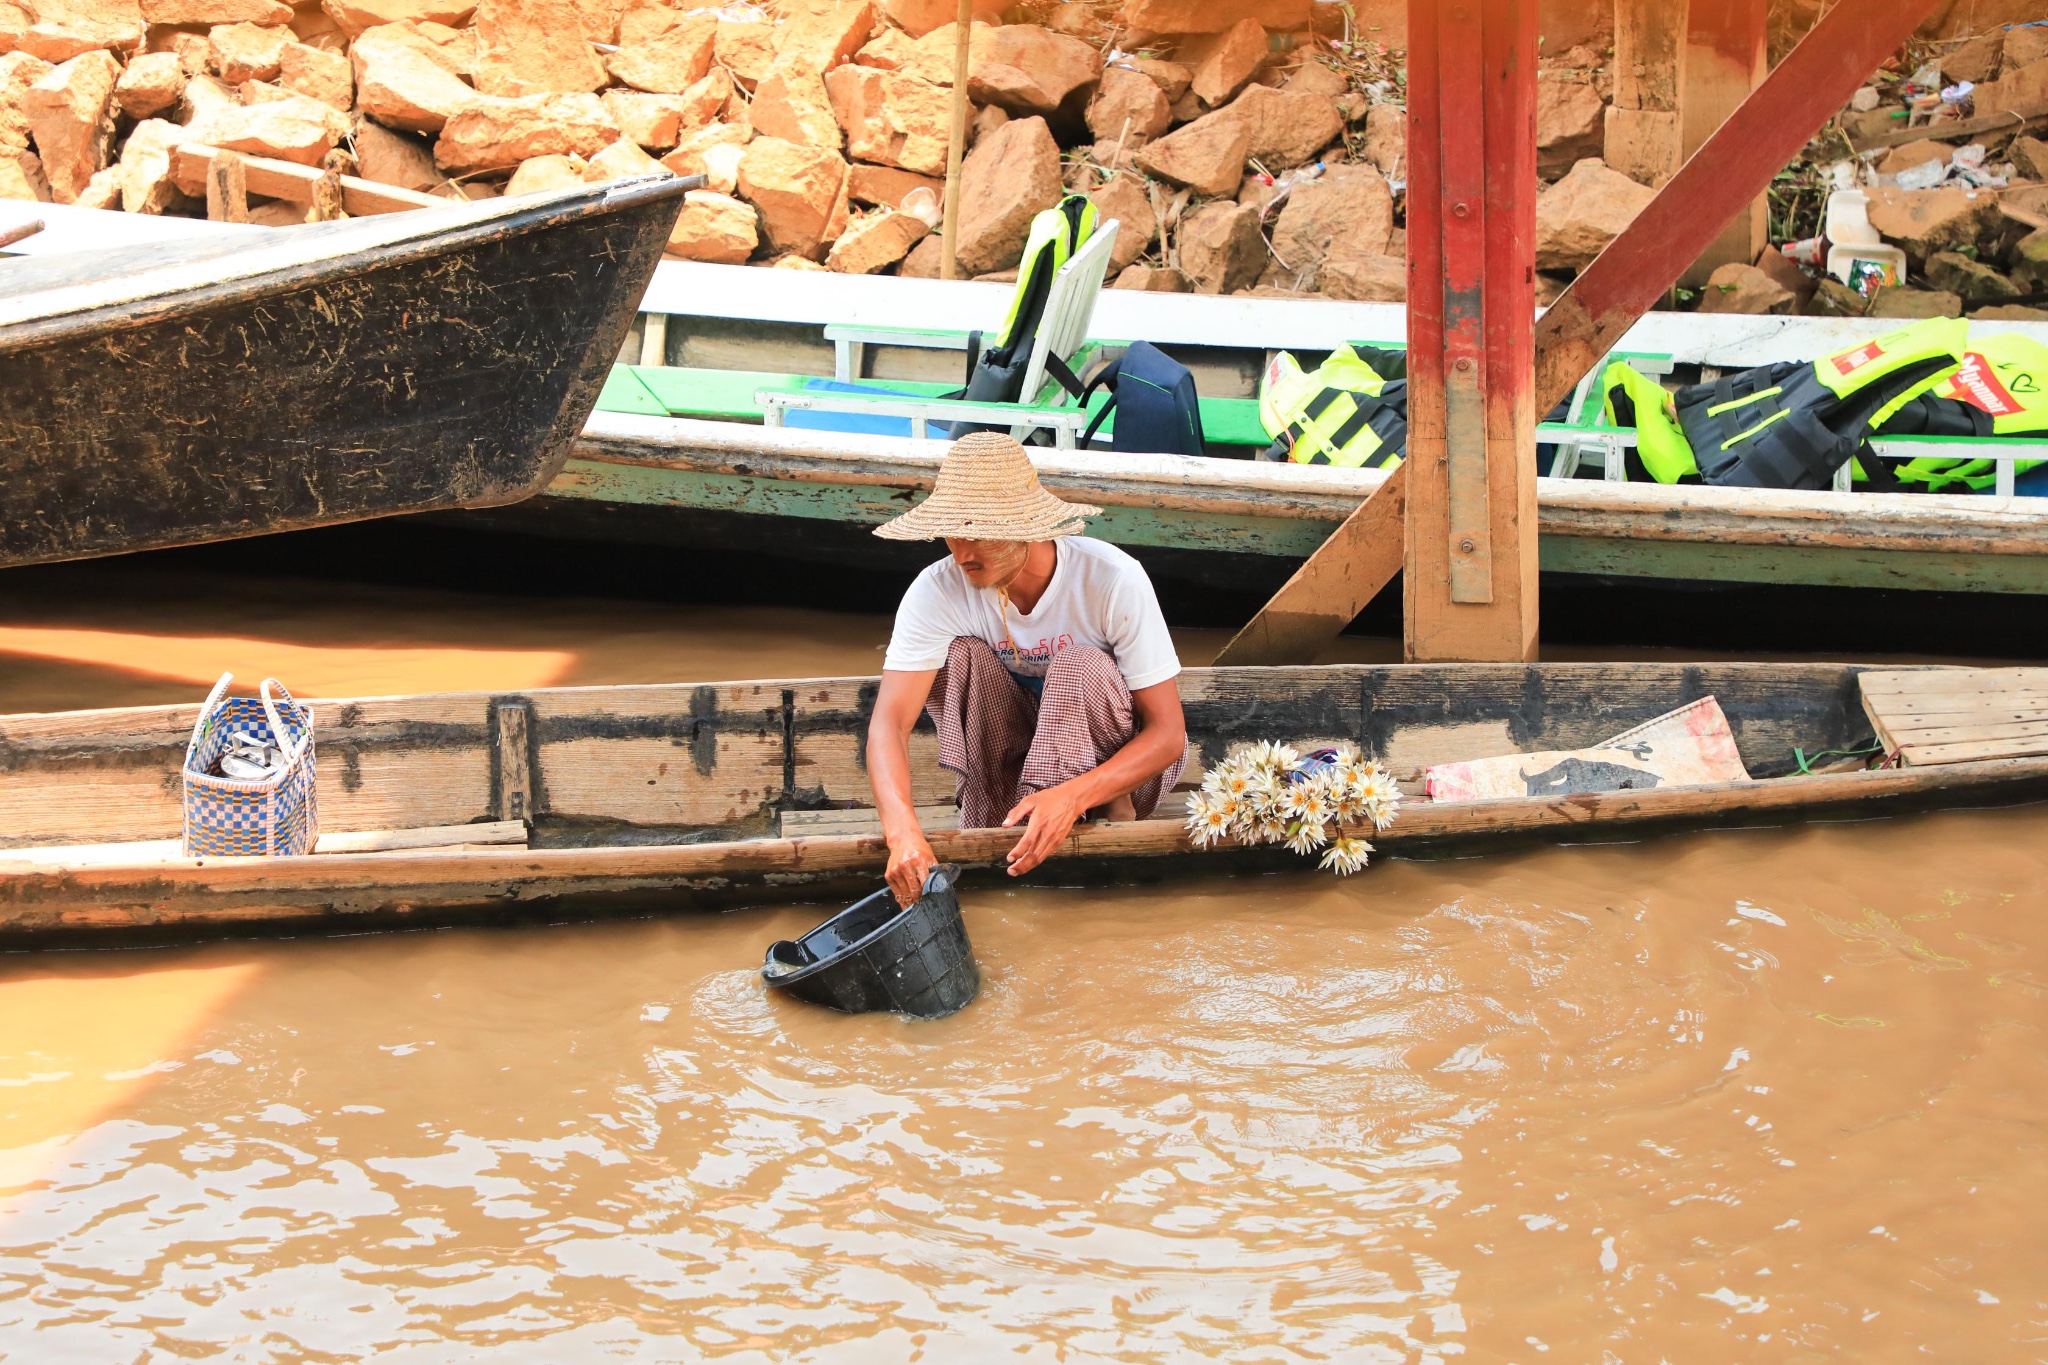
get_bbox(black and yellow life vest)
[1599,361,1699,483]
[1257,343,1408,467]
[950,194,1101,436]
[1871,333,2048,492]
[1675,318,1969,490]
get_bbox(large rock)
[1362,101,1403,178]
[882,0,998,39]
[1536,76,1603,179]
[1978,56,2048,117]
[1134,104,1249,197]
[351,27,475,132]
[0,145,48,199]
[667,186,757,261]
[824,64,948,175]
[1534,157,1654,271]
[1973,303,2048,320]
[1187,15,1264,108]
[1086,168,1154,271]
[606,16,713,94]
[1926,250,2026,306]
[1695,261,1795,315]
[772,0,873,72]
[319,0,471,37]
[854,27,914,71]
[2011,135,2048,182]
[0,51,53,149]
[735,133,846,257]
[661,115,748,164]
[2006,26,2048,72]
[582,133,661,180]
[115,114,186,211]
[1118,0,1305,34]
[357,19,473,75]
[953,111,1059,275]
[352,116,441,188]
[825,207,928,272]
[207,22,289,83]
[1112,262,1190,291]
[115,50,188,120]
[22,48,116,202]
[503,149,585,194]
[1942,31,2005,83]
[1178,198,1262,294]
[12,0,143,63]
[433,90,618,172]
[715,18,772,89]
[969,24,1099,116]
[279,41,349,109]
[614,0,677,45]
[1226,84,1340,168]
[899,21,995,87]
[1086,64,1169,147]
[1320,250,1405,302]
[1868,285,1962,319]
[2013,229,2048,292]
[187,87,349,163]
[144,0,288,21]
[602,89,688,148]
[1281,58,1345,99]
[1865,186,1994,265]
[1129,55,1189,101]
[472,0,605,97]
[846,160,937,209]
[1875,138,1948,178]
[752,63,839,148]
[1269,162,1394,284]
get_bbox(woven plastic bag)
[182,672,318,857]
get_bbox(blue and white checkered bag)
[182,673,317,858]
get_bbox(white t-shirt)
[883,537,1181,694]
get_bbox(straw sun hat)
[873,432,1102,542]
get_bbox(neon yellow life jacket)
[1675,317,1969,490]
[1872,333,2048,492]
[991,194,1099,356]
[1599,362,1698,483]
[1257,343,1408,467]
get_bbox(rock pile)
[2,0,2044,310]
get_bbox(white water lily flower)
[1285,819,1330,855]
[1280,783,1316,820]
[1320,835,1373,875]
[1185,792,1228,848]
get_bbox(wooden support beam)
[1533,0,1945,418]
[1849,100,2048,151]
[206,148,249,224]
[173,143,445,217]
[1606,0,1686,187]
[1210,464,1405,666]
[1403,0,1539,662]
[1679,0,1770,287]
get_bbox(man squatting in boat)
[867,432,1190,906]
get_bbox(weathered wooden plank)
[1678,0,1770,287]
[1533,0,1946,417]
[173,142,445,216]
[1538,535,2048,595]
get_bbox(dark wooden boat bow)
[0,175,692,567]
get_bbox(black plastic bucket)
[761,864,979,1019]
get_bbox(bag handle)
[259,678,308,765]
[1076,358,1122,448]
[187,671,235,759]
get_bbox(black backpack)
[1076,341,1206,456]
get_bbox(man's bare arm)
[869,668,939,907]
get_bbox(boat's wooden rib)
[0,663,2042,947]
[0,176,691,568]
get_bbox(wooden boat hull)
[444,414,2048,606]
[0,178,688,568]
[2,662,2043,947]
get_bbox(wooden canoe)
[2,662,2044,948]
[0,176,690,569]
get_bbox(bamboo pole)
[938,0,972,280]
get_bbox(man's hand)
[885,828,938,908]
[1001,780,1093,877]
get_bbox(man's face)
[946,538,1029,589]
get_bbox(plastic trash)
[1895,158,1949,191]
[1821,185,1906,295]
[216,735,283,780]
[762,863,980,1019]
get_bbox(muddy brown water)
[0,563,2043,1361]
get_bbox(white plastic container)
[1822,186,1907,292]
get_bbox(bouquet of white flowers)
[1181,741,1401,875]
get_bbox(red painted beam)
[1533,0,1944,415]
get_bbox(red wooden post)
[1680,0,1771,286]
[1404,0,1538,663]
